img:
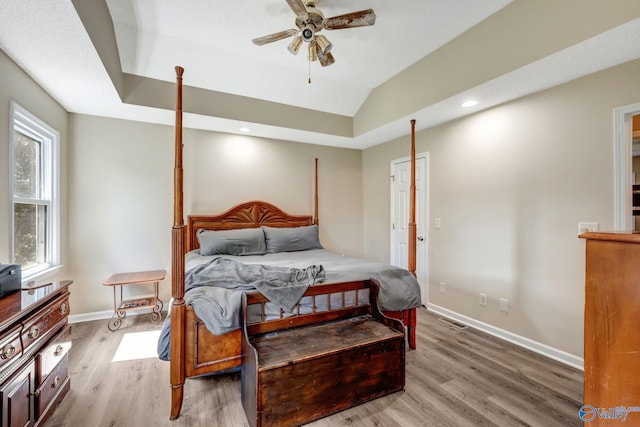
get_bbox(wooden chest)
[241,280,405,427]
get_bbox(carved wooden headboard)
[186,200,315,251]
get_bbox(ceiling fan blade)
[324,9,376,30]
[286,0,308,17]
[252,29,299,46]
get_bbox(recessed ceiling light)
[239,127,251,132]
[462,100,478,108]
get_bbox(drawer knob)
[53,345,64,357]
[52,376,61,388]
[30,389,41,397]
[28,325,40,339]
[0,344,16,360]
[59,303,68,315]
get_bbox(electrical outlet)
[439,282,446,293]
[480,293,488,306]
[500,298,509,312]
[578,222,599,235]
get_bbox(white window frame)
[9,101,61,281]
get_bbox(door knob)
[417,236,424,241]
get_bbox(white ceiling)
[1,1,640,149]
[107,0,512,116]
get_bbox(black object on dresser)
[0,280,72,427]
[0,265,21,299]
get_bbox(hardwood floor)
[44,308,583,427]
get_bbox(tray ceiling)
[1,1,639,149]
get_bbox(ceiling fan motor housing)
[296,0,324,43]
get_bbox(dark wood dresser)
[0,280,72,427]
[581,232,640,425]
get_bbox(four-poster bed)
[167,67,421,420]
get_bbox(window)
[10,101,60,280]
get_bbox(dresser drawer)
[36,353,69,419]
[0,326,23,373]
[21,292,70,354]
[38,325,72,380]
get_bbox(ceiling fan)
[252,0,376,67]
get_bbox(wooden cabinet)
[581,233,640,425]
[0,281,72,427]
[0,361,35,427]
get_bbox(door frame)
[613,102,640,230]
[390,152,429,304]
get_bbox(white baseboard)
[69,308,162,324]
[69,309,112,324]
[426,303,584,371]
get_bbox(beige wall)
[363,58,640,358]
[65,115,363,314]
[65,115,173,313]
[0,51,69,275]
[183,128,362,255]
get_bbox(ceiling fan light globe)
[316,44,335,67]
[301,25,315,42]
[315,35,332,54]
[308,41,318,61]
[288,36,303,55]
[323,52,335,67]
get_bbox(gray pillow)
[262,225,322,253]
[197,228,266,256]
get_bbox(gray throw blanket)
[185,257,325,336]
[157,249,422,361]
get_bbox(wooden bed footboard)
[184,307,242,376]
[384,308,417,350]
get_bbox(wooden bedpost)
[170,65,186,420]
[407,119,418,350]
[314,157,319,226]
[408,119,417,277]
[383,121,419,350]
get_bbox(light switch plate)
[578,222,599,234]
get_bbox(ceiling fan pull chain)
[308,57,312,84]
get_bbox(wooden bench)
[241,279,405,427]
